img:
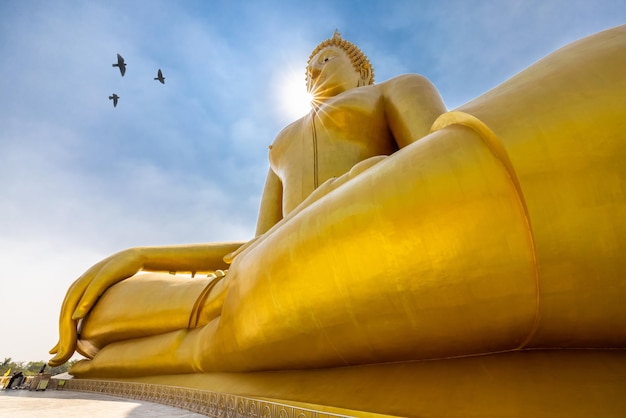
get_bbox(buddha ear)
[357,64,373,87]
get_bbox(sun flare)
[277,71,313,120]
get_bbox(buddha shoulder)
[379,73,441,99]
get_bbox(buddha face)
[306,46,363,99]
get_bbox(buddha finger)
[51,270,100,360]
[48,316,78,366]
[73,255,142,318]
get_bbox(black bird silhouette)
[109,94,119,107]
[154,69,165,84]
[112,53,126,76]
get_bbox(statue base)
[54,349,626,417]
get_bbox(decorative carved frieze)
[58,378,351,418]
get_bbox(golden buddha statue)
[49,27,626,414]
[49,29,448,374]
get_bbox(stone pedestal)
[53,349,626,417]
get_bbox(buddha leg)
[70,326,213,377]
[454,25,626,347]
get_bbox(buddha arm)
[382,74,447,148]
[49,241,245,367]
[255,168,284,236]
[134,243,244,273]
[72,242,245,316]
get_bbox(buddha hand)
[48,248,146,366]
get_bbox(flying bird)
[109,94,119,107]
[112,53,126,76]
[154,69,165,84]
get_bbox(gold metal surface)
[55,349,626,418]
[48,25,626,415]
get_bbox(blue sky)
[0,0,623,363]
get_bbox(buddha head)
[306,30,374,98]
